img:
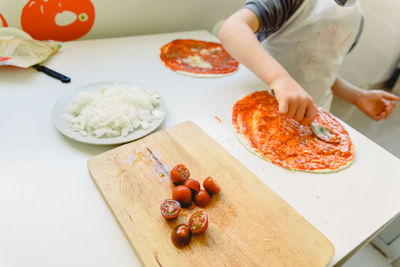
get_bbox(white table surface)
[1,30,399,267]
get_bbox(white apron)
[262,0,362,110]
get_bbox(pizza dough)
[160,39,239,77]
[232,91,355,173]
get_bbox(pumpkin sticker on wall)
[21,0,95,41]
[0,13,8,27]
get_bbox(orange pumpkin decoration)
[0,13,8,27]
[21,0,95,41]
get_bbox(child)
[218,0,398,125]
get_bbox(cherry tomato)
[184,179,200,193]
[194,190,210,207]
[172,185,192,207]
[188,210,208,234]
[160,199,181,220]
[171,224,192,248]
[203,176,220,194]
[170,164,190,185]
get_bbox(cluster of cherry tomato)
[159,164,220,248]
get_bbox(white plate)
[52,81,166,145]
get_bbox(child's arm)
[332,76,398,121]
[218,8,316,125]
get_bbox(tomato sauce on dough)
[160,39,239,75]
[232,91,355,171]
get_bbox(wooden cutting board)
[88,121,334,266]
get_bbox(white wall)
[339,0,400,87]
[0,0,245,39]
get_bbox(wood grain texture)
[87,121,334,267]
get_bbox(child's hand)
[355,90,398,121]
[271,77,317,125]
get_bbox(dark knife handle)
[33,64,71,83]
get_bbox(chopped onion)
[63,83,163,138]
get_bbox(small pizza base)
[174,68,238,78]
[158,54,238,78]
[233,128,354,173]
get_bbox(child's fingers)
[380,112,389,120]
[376,101,390,120]
[286,102,297,118]
[303,104,316,125]
[387,101,394,112]
[294,103,307,122]
[383,99,395,115]
[373,111,387,121]
[278,100,289,115]
[387,103,395,115]
[381,91,399,101]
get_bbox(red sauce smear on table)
[0,57,11,62]
[160,39,239,75]
[215,115,222,123]
[232,91,355,171]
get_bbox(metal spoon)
[268,89,340,144]
[310,123,340,144]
